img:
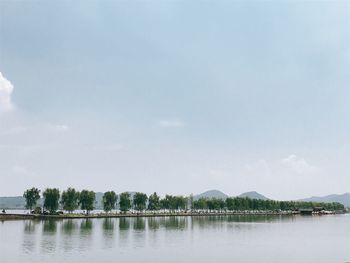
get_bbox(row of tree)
[23,187,345,215]
[193,197,345,211]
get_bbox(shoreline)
[0,210,341,221]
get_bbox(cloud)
[0,72,14,112]
[157,119,185,128]
[281,154,317,174]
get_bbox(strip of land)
[0,209,341,221]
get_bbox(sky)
[0,0,349,199]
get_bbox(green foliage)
[79,190,95,214]
[43,188,60,214]
[119,192,131,212]
[160,195,187,211]
[61,187,80,213]
[23,187,41,210]
[133,192,148,211]
[103,191,117,212]
[148,192,160,210]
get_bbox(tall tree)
[23,187,41,211]
[61,187,80,213]
[103,191,117,212]
[79,190,95,214]
[43,188,60,214]
[189,194,194,211]
[133,192,148,211]
[119,192,131,213]
[148,192,160,211]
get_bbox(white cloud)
[281,154,317,174]
[0,72,14,112]
[157,119,185,128]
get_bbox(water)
[0,214,349,263]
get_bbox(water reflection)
[148,217,160,230]
[159,216,186,230]
[9,215,349,263]
[43,219,57,233]
[133,217,146,231]
[24,220,37,233]
[22,220,38,253]
[102,218,115,248]
[62,219,78,235]
[80,219,93,233]
[119,217,130,230]
[41,220,57,253]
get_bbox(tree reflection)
[80,219,93,234]
[43,220,57,234]
[133,217,145,231]
[147,217,160,230]
[62,219,77,235]
[119,217,130,231]
[103,218,115,231]
[24,220,37,233]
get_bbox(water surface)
[1,215,349,263]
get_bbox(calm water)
[1,214,349,263]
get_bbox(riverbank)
[1,210,342,221]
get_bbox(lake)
[0,214,349,263]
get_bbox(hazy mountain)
[0,196,43,209]
[300,193,350,208]
[194,190,228,200]
[238,191,269,200]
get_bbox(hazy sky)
[0,0,349,199]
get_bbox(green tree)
[79,190,95,214]
[61,187,80,213]
[189,194,194,211]
[43,188,60,214]
[133,192,148,211]
[23,187,41,211]
[119,192,131,213]
[103,191,117,212]
[148,192,160,211]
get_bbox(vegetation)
[133,192,148,211]
[79,190,95,214]
[148,192,160,210]
[61,187,80,213]
[43,188,60,214]
[160,195,187,211]
[103,191,117,212]
[23,187,41,210]
[119,192,131,213]
[23,187,345,214]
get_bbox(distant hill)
[238,191,269,200]
[194,190,228,200]
[0,196,43,209]
[0,196,26,209]
[300,193,350,208]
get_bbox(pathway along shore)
[0,210,341,221]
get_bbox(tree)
[119,192,131,213]
[103,191,117,212]
[79,190,95,214]
[189,194,194,211]
[43,188,60,214]
[61,187,80,213]
[23,187,41,211]
[148,192,160,211]
[133,192,148,211]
